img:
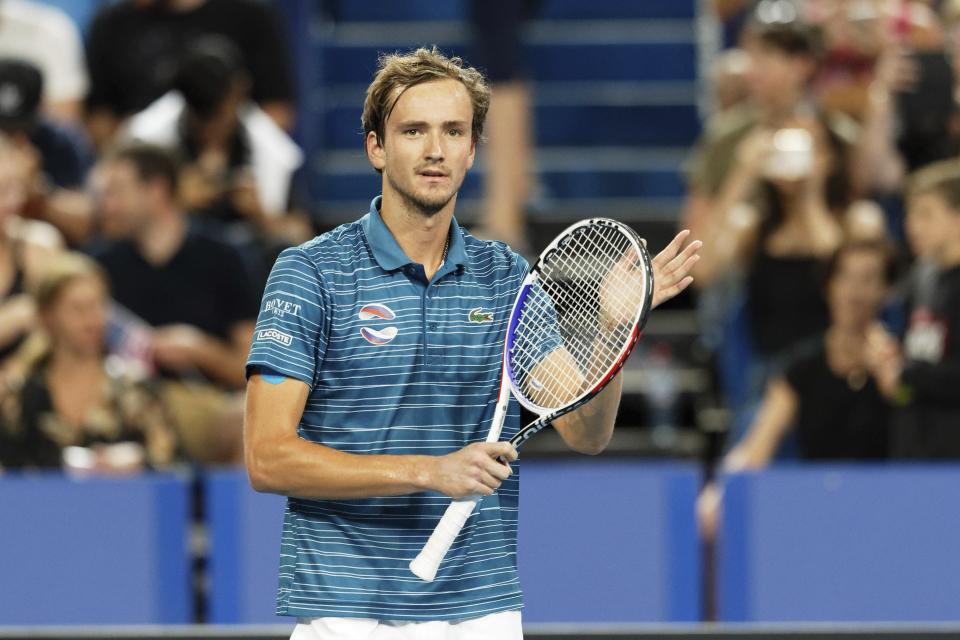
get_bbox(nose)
[425,131,444,161]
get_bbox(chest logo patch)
[468,307,494,323]
[359,303,396,321]
[358,303,398,345]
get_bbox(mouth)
[418,168,449,181]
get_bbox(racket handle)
[409,497,480,582]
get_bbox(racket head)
[504,218,653,415]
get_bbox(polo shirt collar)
[362,196,469,273]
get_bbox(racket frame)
[409,217,654,582]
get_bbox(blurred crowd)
[692,0,960,538]
[0,0,958,508]
[0,0,308,475]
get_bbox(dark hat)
[0,59,42,132]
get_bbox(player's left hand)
[651,230,701,309]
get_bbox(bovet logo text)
[264,297,303,318]
[257,329,293,346]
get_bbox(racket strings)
[509,225,648,409]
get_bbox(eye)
[403,128,421,136]
[448,128,464,137]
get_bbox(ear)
[366,131,386,172]
[466,138,476,171]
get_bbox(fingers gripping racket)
[409,218,654,581]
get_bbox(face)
[367,78,476,217]
[43,275,109,357]
[827,249,888,330]
[96,160,151,239]
[906,192,960,262]
[0,151,28,222]
[745,41,812,110]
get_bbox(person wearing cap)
[0,0,89,126]
[0,59,95,246]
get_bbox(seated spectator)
[866,161,960,458]
[85,0,296,150]
[0,252,178,473]
[0,0,89,126]
[89,143,257,464]
[0,59,96,246]
[122,35,311,281]
[0,133,63,374]
[698,240,897,540]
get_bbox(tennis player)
[244,46,701,639]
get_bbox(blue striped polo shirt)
[246,196,527,621]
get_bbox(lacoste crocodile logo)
[468,307,494,323]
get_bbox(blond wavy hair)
[361,46,491,149]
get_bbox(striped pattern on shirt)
[246,197,528,621]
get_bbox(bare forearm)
[554,372,621,455]
[853,88,905,194]
[693,168,756,286]
[247,435,434,499]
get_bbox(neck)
[828,323,868,344]
[135,209,186,266]
[379,190,454,279]
[48,348,102,374]
[759,92,804,126]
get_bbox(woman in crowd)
[0,252,178,473]
[698,240,898,540]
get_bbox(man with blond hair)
[244,47,698,638]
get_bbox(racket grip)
[409,497,480,582]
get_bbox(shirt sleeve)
[246,247,328,388]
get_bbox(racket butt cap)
[409,555,439,582]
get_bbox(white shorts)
[290,609,522,639]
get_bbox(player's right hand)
[429,442,518,499]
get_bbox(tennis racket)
[409,217,654,581]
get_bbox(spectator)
[0,132,63,374]
[0,59,96,246]
[855,1,955,195]
[122,35,311,283]
[693,116,850,362]
[684,19,859,245]
[89,143,258,464]
[698,240,897,540]
[0,252,178,473]
[866,160,960,458]
[467,0,539,254]
[0,0,89,126]
[85,0,296,150]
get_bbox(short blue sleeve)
[509,280,564,377]
[246,247,328,388]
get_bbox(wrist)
[408,455,437,492]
